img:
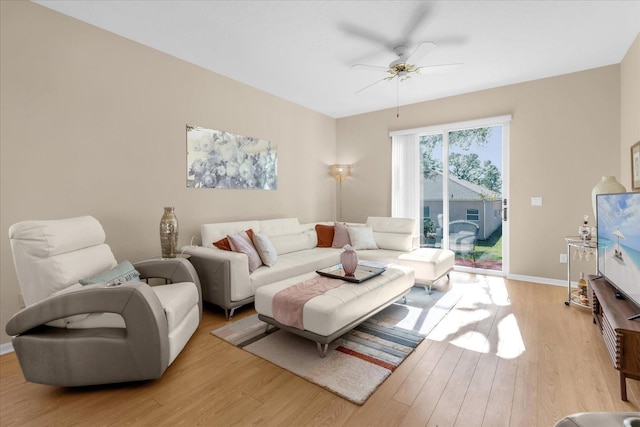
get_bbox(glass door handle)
[503,198,508,221]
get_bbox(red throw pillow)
[315,224,335,248]
[213,237,232,251]
[213,229,254,250]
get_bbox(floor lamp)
[329,164,351,221]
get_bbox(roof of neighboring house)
[423,172,501,201]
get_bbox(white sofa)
[182,217,455,318]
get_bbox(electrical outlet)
[560,253,568,264]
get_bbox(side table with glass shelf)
[564,237,596,308]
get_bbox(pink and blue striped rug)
[211,286,460,404]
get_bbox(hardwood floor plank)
[454,349,501,426]
[426,349,481,427]
[391,339,449,405]
[400,343,465,425]
[510,359,538,427]
[482,357,518,427]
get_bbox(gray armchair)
[448,220,480,265]
[6,216,202,387]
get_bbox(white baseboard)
[0,342,14,355]
[507,274,568,287]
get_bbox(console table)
[588,275,640,401]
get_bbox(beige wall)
[621,34,640,186]
[0,1,336,344]
[336,65,622,282]
[1,2,636,347]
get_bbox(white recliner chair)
[5,216,202,387]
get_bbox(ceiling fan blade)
[407,41,437,64]
[403,3,432,42]
[339,22,393,48]
[355,76,389,94]
[352,63,390,72]
[416,63,463,74]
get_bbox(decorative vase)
[160,207,178,258]
[340,244,358,276]
[591,176,626,221]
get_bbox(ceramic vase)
[341,244,358,276]
[160,207,178,258]
[591,176,626,221]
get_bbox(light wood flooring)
[1,273,638,426]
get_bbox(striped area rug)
[211,286,460,405]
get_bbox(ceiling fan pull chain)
[396,78,400,118]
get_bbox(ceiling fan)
[341,4,463,116]
[352,42,461,94]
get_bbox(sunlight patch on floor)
[430,273,526,359]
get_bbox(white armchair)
[5,216,202,386]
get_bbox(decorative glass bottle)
[160,207,178,258]
[340,244,358,276]
[578,272,588,305]
[578,215,590,241]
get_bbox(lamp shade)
[329,164,351,180]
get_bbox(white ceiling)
[35,0,640,119]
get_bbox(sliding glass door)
[392,116,510,275]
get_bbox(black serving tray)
[316,263,386,283]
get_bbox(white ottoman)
[254,265,415,356]
[358,248,454,292]
[398,248,455,291]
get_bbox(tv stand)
[588,275,640,401]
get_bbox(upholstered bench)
[254,265,414,357]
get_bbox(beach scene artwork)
[597,192,640,307]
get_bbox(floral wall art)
[186,125,277,190]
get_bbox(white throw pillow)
[252,232,278,267]
[347,226,378,250]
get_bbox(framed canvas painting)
[186,125,277,190]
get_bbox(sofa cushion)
[213,229,255,251]
[152,281,200,333]
[201,220,261,249]
[259,218,301,236]
[253,232,278,267]
[213,237,232,251]
[347,226,378,250]
[331,222,351,248]
[269,231,316,255]
[228,231,263,272]
[366,217,416,252]
[9,216,118,305]
[250,248,341,291]
[315,224,334,248]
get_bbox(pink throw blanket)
[272,276,344,330]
